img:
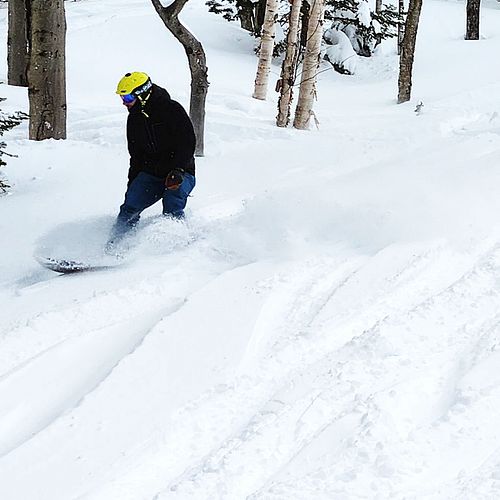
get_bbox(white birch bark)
[252,0,279,100]
[293,0,324,130]
[276,0,303,127]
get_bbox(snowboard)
[36,256,123,274]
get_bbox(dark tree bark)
[397,0,423,104]
[28,0,66,140]
[299,0,310,50]
[465,0,480,40]
[376,0,383,14]
[254,0,267,33]
[397,0,404,55]
[8,0,30,87]
[235,0,267,35]
[151,0,209,157]
[238,1,256,32]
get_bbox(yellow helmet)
[116,72,152,96]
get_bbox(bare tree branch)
[150,0,209,156]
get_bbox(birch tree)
[276,0,303,127]
[293,0,324,130]
[28,0,67,140]
[397,0,423,103]
[465,0,480,40]
[252,0,279,100]
[8,0,30,87]
[151,0,209,157]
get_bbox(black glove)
[165,168,184,190]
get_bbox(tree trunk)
[252,0,279,100]
[28,0,66,140]
[376,0,383,14]
[8,0,30,87]
[398,0,404,55]
[234,0,267,34]
[254,0,268,34]
[293,0,324,130]
[238,2,255,32]
[299,0,310,51]
[397,0,423,104]
[151,0,209,157]
[465,0,480,40]
[276,0,303,127]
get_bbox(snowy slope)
[2,0,500,498]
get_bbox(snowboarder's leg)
[109,172,164,244]
[162,173,196,219]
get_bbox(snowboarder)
[107,72,196,249]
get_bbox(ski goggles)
[120,93,136,104]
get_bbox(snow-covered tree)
[325,0,400,57]
[323,26,357,74]
[208,0,398,61]
[0,102,28,193]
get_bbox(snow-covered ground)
[2,0,500,498]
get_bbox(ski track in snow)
[66,237,500,500]
[0,301,182,457]
[4,205,500,500]
[155,242,500,500]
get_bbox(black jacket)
[126,84,195,184]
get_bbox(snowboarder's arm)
[171,102,195,171]
[127,118,143,186]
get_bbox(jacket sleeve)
[126,116,143,185]
[171,102,196,171]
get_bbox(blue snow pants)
[112,171,196,238]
